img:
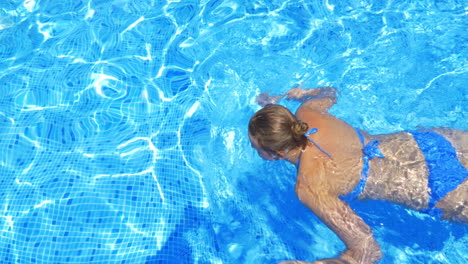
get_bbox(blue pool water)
[0,0,467,263]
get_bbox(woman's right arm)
[286,86,338,113]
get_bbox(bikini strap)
[355,129,384,160]
[340,129,384,202]
[305,128,333,158]
[295,128,332,169]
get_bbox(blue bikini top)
[295,127,384,202]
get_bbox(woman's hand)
[285,87,310,101]
[256,92,286,107]
[256,85,337,107]
[285,84,319,101]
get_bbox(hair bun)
[292,120,309,141]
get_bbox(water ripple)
[0,0,466,263]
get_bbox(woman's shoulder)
[296,106,348,133]
[295,105,330,121]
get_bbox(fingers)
[257,99,269,107]
[257,92,269,100]
[256,93,270,106]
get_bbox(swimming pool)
[0,0,466,263]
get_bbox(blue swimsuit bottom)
[410,131,468,217]
[302,128,467,218]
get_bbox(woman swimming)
[248,86,467,264]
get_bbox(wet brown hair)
[248,104,309,155]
